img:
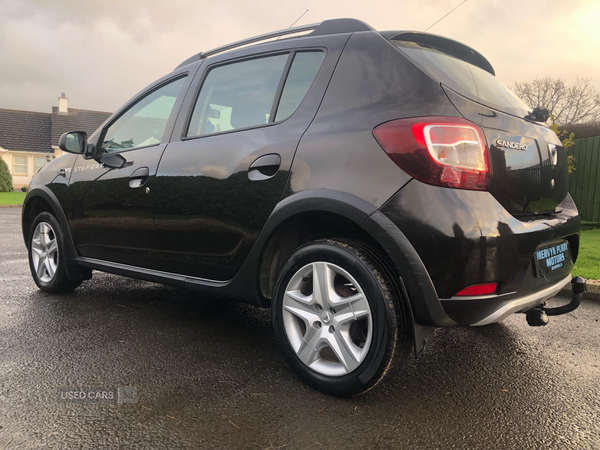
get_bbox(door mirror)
[58,131,87,154]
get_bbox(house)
[0,94,111,189]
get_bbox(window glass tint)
[468,65,529,115]
[391,40,530,117]
[34,156,47,173]
[101,77,186,154]
[14,156,27,174]
[187,54,288,137]
[275,51,324,121]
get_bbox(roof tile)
[0,106,112,154]
[51,107,111,145]
[0,109,52,153]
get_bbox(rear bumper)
[447,274,571,326]
[376,179,580,326]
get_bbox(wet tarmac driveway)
[1,208,599,449]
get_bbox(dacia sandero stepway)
[22,18,584,396]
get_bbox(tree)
[513,76,600,125]
[0,158,13,192]
[512,77,600,173]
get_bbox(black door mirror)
[58,131,88,154]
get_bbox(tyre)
[272,239,413,396]
[28,211,82,293]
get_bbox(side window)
[275,51,325,121]
[13,156,27,175]
[101,76,187,154]
[34,157,47,173]
[187,54,288,137]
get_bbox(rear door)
[154,35,348,280]
[68,71,194,268]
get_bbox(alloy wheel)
[282,261,373,377]
[31,222,59,283]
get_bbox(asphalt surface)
[1,207,599,449]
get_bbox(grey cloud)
[0,0,597,115]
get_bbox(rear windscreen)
[391,40,530,118]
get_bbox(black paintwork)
[22,19,580,345]
[443,87,569,216]
[381,182,578,311]
[154,35,349,280]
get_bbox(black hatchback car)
[23,18,582,396]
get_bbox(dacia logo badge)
[495,139,528,151]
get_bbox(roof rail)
[175,18,374,70]
[201,22,321,59]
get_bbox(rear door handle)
[129,166,150,188]
[248,154,281,181]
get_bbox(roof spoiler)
[385,31,495,76]
[175,18,374,70]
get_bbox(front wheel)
[28,212,81,293]
[272,239,413,396]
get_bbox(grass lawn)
[573,228,600,280]
[0,191,26,205]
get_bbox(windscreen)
[391,40,530,118]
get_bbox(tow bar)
[526,276,587,327]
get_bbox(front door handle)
[129,166,150,188]
[248,154,281,181]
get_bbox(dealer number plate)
[534,240,571,278]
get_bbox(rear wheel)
[28,212,81,293]
[272,239,413,396]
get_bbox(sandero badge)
[495,139,528,150]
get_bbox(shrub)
[550,121,576,173]
[0,158,13,192]
[21,186,27,192]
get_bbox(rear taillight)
[373,116,491,190]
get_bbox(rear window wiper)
[524,106,550,122]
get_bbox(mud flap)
[398,276,435,357]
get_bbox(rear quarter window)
[275,51,325,121]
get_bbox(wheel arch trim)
[226,189,377,303]
[268,188,378,226]
[362,211,456,328]
[22,187,78,260]
[254,189,453,326]
[248,189,447,354]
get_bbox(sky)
[0,0,598,114]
